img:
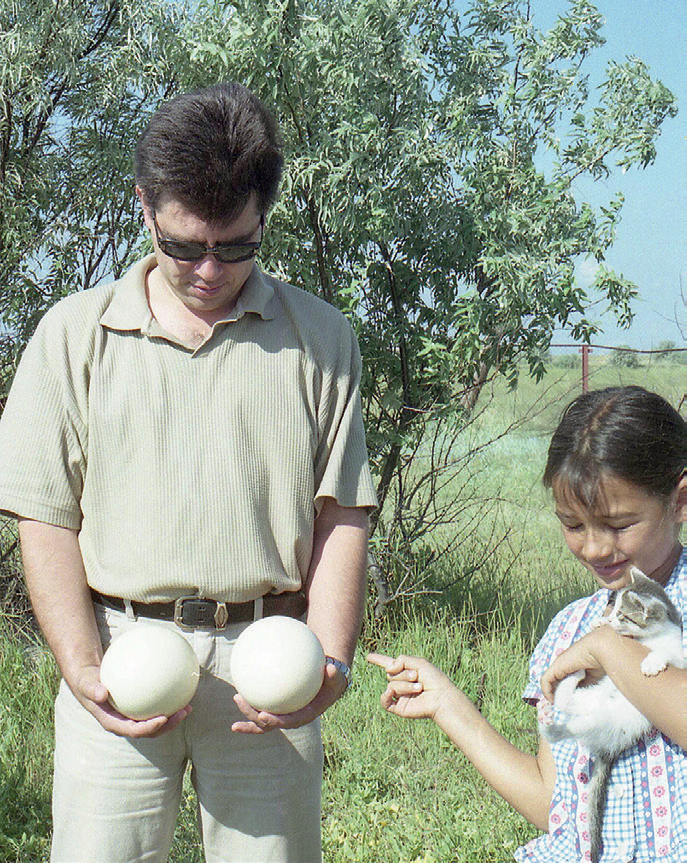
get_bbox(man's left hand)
[231,660,348,733]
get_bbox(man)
[0,83,377,862]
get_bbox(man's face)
[139,192,264,318]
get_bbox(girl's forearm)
[434,689,554,830]
[594,630,687,747]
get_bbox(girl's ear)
[675,474,687,524]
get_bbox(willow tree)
[0,0,229,356]
[189,0,675,603]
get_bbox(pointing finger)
[366,653,395,670]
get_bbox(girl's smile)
[553,472,686,591]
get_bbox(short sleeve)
[0,308,90,528]
[312,320,377,513]
[521,593,604,705]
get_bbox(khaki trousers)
[51,606,323,863]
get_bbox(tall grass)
[0,622,55,862]
[0,361,683,861]
[323,606,543,862]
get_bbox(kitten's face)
[608,586,668,640]
[608,569,680,636]
[553,473,684,592]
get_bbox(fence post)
[580,344,591,393]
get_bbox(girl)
[368,386,686,862]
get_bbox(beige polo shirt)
[0,256,377,602]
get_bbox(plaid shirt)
[514,549,686,863]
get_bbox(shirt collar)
[99,255,276,333]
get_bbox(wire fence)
[549,343,687,405]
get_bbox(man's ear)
[136,186,153,229]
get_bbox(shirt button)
[611,785,626,798]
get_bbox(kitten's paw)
[640,652,668,677]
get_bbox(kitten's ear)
[629,566,648,586]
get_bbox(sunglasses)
[152,213,264,263]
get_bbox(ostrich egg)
[230,616,326,714]
[100,625,200,720]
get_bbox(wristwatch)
[325,656,352,690]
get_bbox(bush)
[551,353,579,369]
[610,345,640,368]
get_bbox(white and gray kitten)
[542,567,684,862]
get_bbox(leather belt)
[90,589,307,630]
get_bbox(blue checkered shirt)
[514,549,686,862]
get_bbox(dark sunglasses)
[152,213,264,263]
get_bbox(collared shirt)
[515,549,686,863]
[0,256,377,602]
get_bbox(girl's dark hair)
[543,386,686,506]
[134,83,283,222]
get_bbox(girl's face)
[553,472,687,591]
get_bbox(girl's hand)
[540,627,613,703]
[367,653,456,721]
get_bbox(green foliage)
[0,0,232,361]
[0,622,56,861]
[610,344,641,368]
[654,340,678,361]
[552,352,580,369]
[652,340,687,365]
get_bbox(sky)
[535,0,686,353]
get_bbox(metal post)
[580,344,590,393]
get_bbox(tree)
[1,0,678,609]
[189,0,675,604]
[610,345,640,368]
[0,0,232,356]
[653,340,687,365]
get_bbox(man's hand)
[231,660,347,733]
[71,664,192,739]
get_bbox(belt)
[90,589,307,630]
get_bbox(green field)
[1,360,684,862]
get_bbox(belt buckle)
[174,596,229,630]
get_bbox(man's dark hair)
[543,385,686,507]
[135,83,283,222]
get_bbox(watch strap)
[325,656,352,689]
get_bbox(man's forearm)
[305,498,369,666]
[18,518,197,737]
[18,518,103,685]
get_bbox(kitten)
[541,567,684,862]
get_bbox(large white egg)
[230,616,325,714]
[100,625,200,720]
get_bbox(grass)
[0,626,55,862]
[323,607,542,862]
[0,359,683,861]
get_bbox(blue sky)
[536,0,686,352]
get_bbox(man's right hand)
[71,665,192,738]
